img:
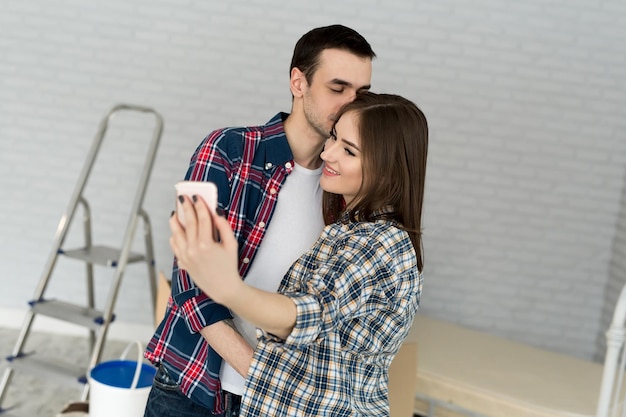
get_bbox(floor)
[0,327,127,417]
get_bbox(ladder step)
[6,353,86,386]
[29,299,114,330]
[59,245,148,267]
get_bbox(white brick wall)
[1,0,625,361]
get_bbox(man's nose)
[340,95,356,108]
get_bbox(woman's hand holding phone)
[174,181,218,226]
[170,180,242,304]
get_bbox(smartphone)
[174,181,218,227]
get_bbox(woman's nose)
[321,139,336,161]
[322,139,339,160]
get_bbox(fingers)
[212,211,238,251]
[169,235,185,270]
[193,194,215,243]
[179,195,198,242]
[169,208,185,249]
[171,196,199,271]
[169,215,187,270]
[170,195,228,275]
[174,193,218,243]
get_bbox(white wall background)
[1,0,625,361]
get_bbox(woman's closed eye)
[329,129,356,156]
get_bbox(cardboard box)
[389,341,418,417]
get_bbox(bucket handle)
[120,340,144,390]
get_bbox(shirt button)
[265,162,273,170]
[242,257,250,264]
[285,162,292,169]
[259,222,266,228]
[270,188,277,195]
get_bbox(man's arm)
[200,320,254,378]
[170,131,237,331]
[172,196,298,341]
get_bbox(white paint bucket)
[88,341,156,417]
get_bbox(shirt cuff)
[281,293,323,348]
[176,292,233,334]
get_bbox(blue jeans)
[143,365,241,417]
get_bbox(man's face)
[302,49,372,139]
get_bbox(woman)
[171,91,428,416]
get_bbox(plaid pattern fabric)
[241,214,423,416]
[145,113,295,412]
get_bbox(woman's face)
[320,111,363,206]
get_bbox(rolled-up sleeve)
[282,294,323,345]
[170,131,235,333]
[278,233,386,349]
[172,270,233,333]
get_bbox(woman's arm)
[170,195,297,339]
[224,285,296,340]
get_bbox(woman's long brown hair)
[322,92,428,272]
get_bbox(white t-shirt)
[219,162,324,395]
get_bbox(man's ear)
[290,67,307,98]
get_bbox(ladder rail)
[78,197,97,349]
[0,366,12,410]
[140,209,158,316]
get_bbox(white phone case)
[174,181,218,226]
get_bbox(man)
[144,24,375,417]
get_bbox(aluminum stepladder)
[0,104,164,412]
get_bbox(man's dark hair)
[290,24,376,83]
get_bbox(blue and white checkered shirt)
[240,212,423,416]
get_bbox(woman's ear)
[289,67,306,98]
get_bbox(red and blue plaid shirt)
[145,113,295,412]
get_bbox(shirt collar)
[259,112,294,170]
[339,205,396,223]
